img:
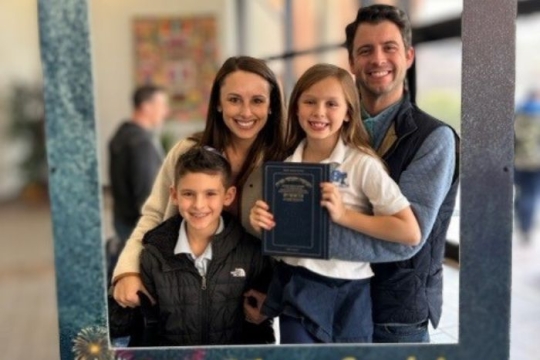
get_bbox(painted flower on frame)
[72,326,115,360]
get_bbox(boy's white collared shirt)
[174,216,224,276]
[279,138,409,280]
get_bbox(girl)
[111,56,287,343]
[247,63,421,343]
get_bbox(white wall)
[0,0,42,200]
[0,1,41,89]
[516,14,540,102]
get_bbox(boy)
[139,146,273,346]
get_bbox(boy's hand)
[249,200,275,233]
[243,289,268,325]
[321,182,347,223]
[113,274,155,308]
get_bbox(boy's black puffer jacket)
[139,212,274,346]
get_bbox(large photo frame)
[38,0,515,359]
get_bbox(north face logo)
[230,268,246,277]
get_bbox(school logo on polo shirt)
[330,169,349,187]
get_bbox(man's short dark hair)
[345,4,412,61]
[132,85,165,110]
[174,146,232,188]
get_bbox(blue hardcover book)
[262,161,331,259]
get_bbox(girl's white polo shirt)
[278,138,410,280]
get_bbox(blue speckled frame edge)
[38,0,515,359]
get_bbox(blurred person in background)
[514,88,540,243]
[107,85,169,279]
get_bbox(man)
[514,88,540,243]
[329,4,459,343]
[108,85,169,256]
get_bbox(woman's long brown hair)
[189,56,287,189]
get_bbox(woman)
[112,56,286,316]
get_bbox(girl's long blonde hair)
[285,63,380,160]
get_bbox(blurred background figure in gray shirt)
[107,85,169,279]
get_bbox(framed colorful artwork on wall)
[133,16,218,122]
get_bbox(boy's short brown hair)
[173,146,232,188]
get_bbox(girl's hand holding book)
[320,182,347,223]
